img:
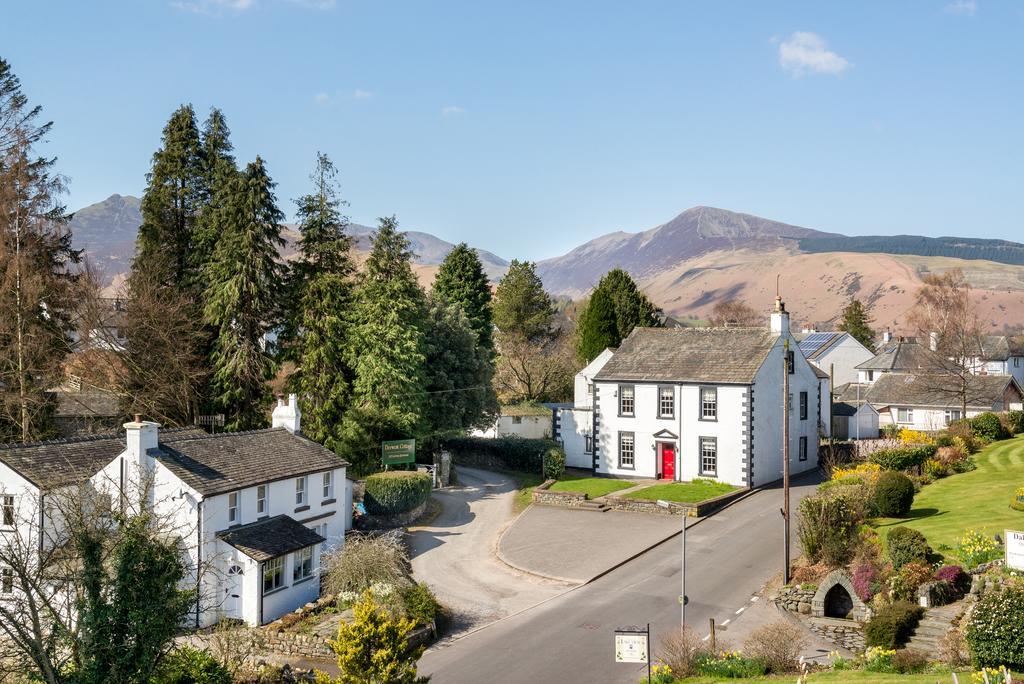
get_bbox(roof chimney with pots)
[272,393,301,434]
[883,328,892,344]
[770,294,790,335]
[124,417,160,472]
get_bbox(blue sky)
[5,0,1022,259]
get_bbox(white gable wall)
[813,336,875,387]
[574,349,614,408]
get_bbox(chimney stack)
[272,393,301,434]
[770,295,790,335]
[882,328,892,344]
[124,417,160,471]
[930,332,939,352]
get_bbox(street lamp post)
[658,499,686,627]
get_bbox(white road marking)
[750,596,759,602]
[735,607,745,615]
[722,619,731,626]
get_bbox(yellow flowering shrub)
[832,462,882,484]
[899,429,935,445]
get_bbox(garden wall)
[603,487,749,517]
[531,480,586,507]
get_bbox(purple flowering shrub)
[852,563,878,601]
[934,565,971,600]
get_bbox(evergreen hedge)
[966,584,1024,669]
[363,471,433,515]
[864,601,924,649]
[886,526,932,569]
[869,445,937,471]
[441,436,558,473]
[970,412,1008,441]
[872,471,915,517]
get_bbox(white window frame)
[618,385,635,417]
[584,434,593,455]
[322,471,334,500]
[700,387,718,421]
[897,408,914,424]
[944,409,963,425]
[799,436,808,462]
[700,437,717,476]
[293,547,313,582]
[658,386,674,419]
[256,485,267,516]
[618,432,635,469]
[799,391,808,421]
[315,522,329,550]
[1,495,13,527]
[295,477,307,506]
[227,491,239,525]
[263,556,284,594]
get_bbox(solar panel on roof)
[799,332,835,355]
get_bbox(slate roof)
[856,340,938,372]
[156,428,349,498]
[833,382,872,405]
[53,389,121,418]
[216,514,324,562]
[832,402,859,417]
[593,327,779,384]
[795,332,846,360]
[0,427,204,490]
[811,364,830,380]
[863,373,1021,410]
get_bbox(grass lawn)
[675,672,977,683]
[548,473,635,499]
[625,479,738,504]
[872,434,1024,557]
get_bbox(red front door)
[660,444,676,480]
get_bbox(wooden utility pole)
[782,337,791,584]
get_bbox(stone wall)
[605,488,749,516]
[775,585,817,615]
[357,501,427,530]
[809,617,866,652]
[532,480,587,507]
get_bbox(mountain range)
[70,194,1024,331]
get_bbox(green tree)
[837,297,876,349]
[492,259,553,341]
[135,105,205,288]
[575,286,618,363]
[0,57,80,442]
[599,268,661,340]
[203,157,285,430]
[288,153,355,450]
[325,591,428,684]
[432,243,494,357]
[343,217,426,474]
[420,297,498,438]
[191,107,237,292]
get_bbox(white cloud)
[285,0,336,7]
[778,31,850,77]
[441,105,466,117]
[172,0,254,14]
[313,92,330,104]
[943,0,977,15]
[353,89,373,100]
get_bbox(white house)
[965,335,1024,386]
[472,403,553,439]
[555,349,615,469]
[863,373,1024,431]
[795,331,875,387]
[0,394,352,628]
[586,297,823,488]
[831,384,881,440]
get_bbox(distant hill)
[798,234,1024,265]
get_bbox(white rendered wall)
[816,337,875,387]
[558,408,593,469]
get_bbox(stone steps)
[904,602,965,652]
[576,501,610,512]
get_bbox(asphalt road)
[418,473,822,684]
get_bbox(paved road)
[419,473,822,684]
[408,467,574,636]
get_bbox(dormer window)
[295,477,307,506]
[322,471,334,500]
[227,492,239,525]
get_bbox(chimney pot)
[134,413,141,423]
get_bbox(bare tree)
[493,330,575,403]
[906,269,989,413]
[709,299,761,327]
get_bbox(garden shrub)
[400,582,441,626]
[886,526,932,569]
[657,626,710,679]
[955,529,1001,568]
[1007,410,1024,435]
[899,429,934,446]
[153,646,232,684]
[887,561,932,602]
[934,565,972,600]
[441,436,558,473]
[831,461,883,483]
[970,412,1008,441]
[999,412,1019,437]
[797,493,859,567]
[923,458,949,479]
[543,445,565,480]
[1011,486,1024,512]
[363,471,433,515]
[696,652,767,678]
[936,444,967,467]
[891,648,929,674]
[322,531,410,596]
[939,628,971,669]
[950,456,977,473]
[865,601,924,649]
[852,563,879,601]
[965,584,1024,669]
[870,445,937,471]
[863,646,897,673]
[881,423,903,439]
[742,622,807,674]
[789,562,829,586]
[948,420,980,454]
[873,471,915,516]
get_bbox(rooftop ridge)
[0,425,204,451]
[160,426,287,443]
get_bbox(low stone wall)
[809,617,866,652]
[605,487,749,517]
[532,480,587,507]
[775,585,817,615]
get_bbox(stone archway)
[812,570,871,621]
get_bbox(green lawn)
[675,672,977,683]
[624,479,738,504]
[548,475,635,499]
[872,434,1024,557]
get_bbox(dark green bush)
[870,445,937,471]
[544,445,566,480]
[873,471,915,517]
[153,646,232,684]
[864,601,924,649]
[401,582,441,626]
[965,584,1024,669]
[886,526,932,569]
[797,493,859,567]
[442,436,558,473]
[951,457,977,473]
[363,471,433,515]
[970,412,1008,441]
[1007,410,1024,435]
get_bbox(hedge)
[869,445,937,471]
[864,601,924,649]
[441,436,558,473]
[363,471,433,515]
[970,412,1008,441]
[887,526,932,569]
[966,584,1024,669]
[872,471,915,517]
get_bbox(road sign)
[382,439,415,466]
[614,630,648,663]
[678,595,689,605]
[1006,529,1024,570]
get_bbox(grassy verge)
[675,672,978,683]
[499,470,546,514]
[625,479,738,504]
[872,434,1024,557]
[548,475,635,499]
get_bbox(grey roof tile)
[216,514,324,562]
[864,373,1021,409]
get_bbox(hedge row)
[363,471,433,515]
[441,436,560,474]
[869,444,937,471]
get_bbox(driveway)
[418,472,823,684]
[408,467,574,636]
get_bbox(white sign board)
[614,633,648,663]
[1006,529,1024,570]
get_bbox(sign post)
[614,624,651,683]
[1006,529,1024,570]
[381,439,416,467]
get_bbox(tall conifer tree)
[203,157,285,430]
[575,268,661,362]
[492,260,553,341]
[432,243,494,357]
[575,286,618,363]
[838,298,876,349]
[191,108,237,291]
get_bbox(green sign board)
[382,439,416,465]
